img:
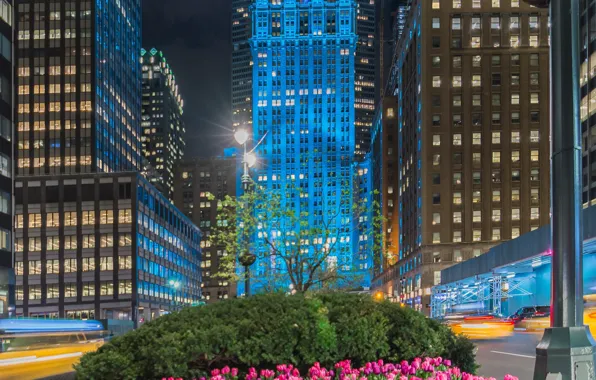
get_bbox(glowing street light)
[245,152,257,168]
[234,129,249,146]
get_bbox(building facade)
[0,0,12,318]
[15,0,142,175]
[248,0,372,293]
[141,48,185,200]
[370,96,399,278]
[232,0,254,134]
[173,152,237,303]
[377,0,551,314]
[581,0,596,206]
[354,0,376,158]
[15,172,201,324]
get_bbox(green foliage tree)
[75,293,477,380]
[208,180,386,293]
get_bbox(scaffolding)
[430,273,534,318]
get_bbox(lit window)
[118,209,132,224]
[453,192,462,205]
[473,230,482,242]
[472,0,481,8]
[473,191,481,203]
[531,208,540,220]
[531,93,540,104]
[453,0,461,8]
[28,213,42,228]
[512,0,520,6]
[433,135,441,146]
[511,93,520,105]
[492,209,501,222]
[452,75,462,87]
[472,75,481,87]
[473,133,481,145]
[492,228,501,241]
[512,150,520,163]
[531,150,540,162]
[492,132,501,144]
[433,17,440,29]
[471,37,481,48]
[453,212,462,223]
[473,211,482,223]
[433,213,441,225]
[99,210,114,224]
[492,0,500,7]
[119,256,133,270]
[512,189,520,201]
[452,17,461,30]
[512,228,520,239]
[510,16,519,29]
[530,35,539,47]
[493,190,501,202]
[432,0,440,9]
[491,16,500,29]
[453,95,462,107]
[433,232,441,243]
[492,151,501,163]
[512,131,521,143]
[531,188,540,203]
[453,134,462,146]
[473,94,481,106]
[432,76,441,87]
[512,208,521,221]
[510,35,520,47]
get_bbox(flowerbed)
[162,358,517,380]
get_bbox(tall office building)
[14,1,202,322]
[173,150,238,303]
[0,0,12,318]
[354,0,375,158]
[232,0,254,133]
[581,1,596,206]
[377,0,551,314]
[247,0,371,293]
[16,0,142,175]
[141,48,185,200]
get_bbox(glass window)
[432,213,441,225]
[492,209,501,222]
[512,150,520,163]
[453,56,462,68]
[473,230,482,242]
[471,16,481,30]
[472,75,482,87]
[452,17,462,30]
[531,208,540,220]
[472,55,481,67]
[432,17,441,28]
[453,212,462,223]
[453,192,462,205]
[453,172,462,185]
[512,189,521,201]
[491,16,500,29]
[473,210,482,223]
[432,0,440,9]
[492,228,501,241]
[453,231,462,242]
[453,134,462,145]
[452,75,462,87]
[493,190,501,202]
[512,228,521,239]
[473,133,481,145]
[492,132,501,144]
[531,150,540,162]
[473,191,481,203]
[512,208,521,221]
[433,76,441,87]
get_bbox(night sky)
[143,0,234,159]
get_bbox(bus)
[0,319,107,380]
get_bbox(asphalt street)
[475,332,542,380]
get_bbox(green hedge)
[75,293,476,380]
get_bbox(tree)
[207,179,386,293]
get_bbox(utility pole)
[522,0,596,378]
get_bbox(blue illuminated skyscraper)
[242,0,371,294]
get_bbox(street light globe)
[245,152,257,167]
[169,280,175,286]
[234,129,249,145]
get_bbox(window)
[512,151,520,163]
[492,228,501,241]
[453,134,462,146]
[29,213,42,228]
[512,228,521,239]
[453,231,462,243]
[46,259,60,274]
[512,189,521,201]
[100,234,114,248]
[453,192,462,205]
[119,234,132,247]
[63,259,77,273]
[512,208,521,221]
[432,37,440,48]
[473,55,481,67]
[47,236,60,251]
[29,285,42,300]
[453,212,462,223]
[453,95,462,107]
[530,131,540,143]
[433,17,441,29]
[453,56,462,68]
[492,113,501,124]
[100,281,114,296]
[531,150,540,162]
[531,93,540,104]
[473,230,482,242]
[432,115,441,127]
[512,112,520,124]
[432,0,440,9]
[492,132,501,144]
[492,93,501,106]
[82,210,95,225]
[119,280,133,295]
[511,93,520,105]
[472,94,481,106]
[65,283,77,298]
[433,76,441,87]
[82,235,95,249]
[452,17,461,30]
[83,282,95,297]
[65,235,77,250]
[453,114,462,127]
[472,0,481,8]
[473,210,482,223]
[473,153,481,165]
[530,15,539,30]
[491,16,500,29]
[471,36,481,48]
[119,256,132,270]
[29,260,41,275]
[473,172,481,184]
[28,237,42,252]
[453,173,462,185]
[453,0,461,8]
[473,133,481,145]
[530,54,539,66]
[433,154,441,166]
[118,209,132,224]
[531,188,540,203]
[492,73,501,86]
[492,209,501,222]
[510,35,520,47]
[434,271,441,286]
[452,75,462,87]
[473,191,481,203]
[100,257,114,271]
[432,56,441,68]
[64,211,77,226]
[531,208,540,220]
[493,190,501,202]
[530,72,540,86]
[432,213,441,225]
[472,75,482,87]
[82,257,95,271]
[99,210,114,224]
[46,212,60,227]
[433,193,441,205]
[47,284,59,299]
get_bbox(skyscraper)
[354,0,375,158]
[378,0,551,314]
[232,0,254,134]
[247,0,371,293]
[141,48,185,200]
[173,150,238,303]
[16,0,142,175]
[0,0,13,318]
[13,0,202,323]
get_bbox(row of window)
[432,0,521,9]
[434,207,539,223]
[433,74,540,90]
[16,234,132,252]
[431,34,543,49]
[433,15,540,31]
[16,281,131,301]
[15,256,133,275]
[433,53,541,69]
[432,226,537,245]
[17,101,92,113]
[430,185,541,206]
[16,210,132,228]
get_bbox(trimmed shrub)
[75,293,476,379]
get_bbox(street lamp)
[239,252,256,297]
[521,0,596,379]
[234,129,254,191]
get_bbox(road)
[475,332,542,380]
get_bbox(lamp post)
[234,129,259,297]
[522,1,596,379]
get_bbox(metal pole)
[245,265,251,297]
[532,0,596,378]
[242,142,250,192]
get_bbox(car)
[508,306,550,328]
